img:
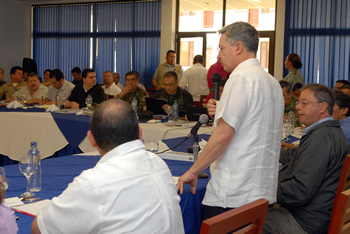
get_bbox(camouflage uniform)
[116,86,148,112]
[0,80,6,87]
[285,95,301,127]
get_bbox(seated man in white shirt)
[102,71,121,98]
[31,99,184,234]
[42,69,75,105]
[10,73,48,104]
[113,72,124,90]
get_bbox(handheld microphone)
[186,114,209,138]
[211,73,222,100]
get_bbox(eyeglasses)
[296,101,322,107]
[217,44,230,52]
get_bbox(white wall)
[274,0,286,80]
[160,0,176,61]
[0,0,31,82]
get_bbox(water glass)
[144,140,159,153]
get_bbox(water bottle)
[132,97,137,112]
[56,91,60,108]
[288,109,295,134]
[173,100,179,122]
[13,89,18,101]
[85,94,93,108]
[28,141,42,192]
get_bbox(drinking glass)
[164,105,173,122]
[21,94,26,106]
[19,157,40,202]
[282,121,291,142]
[144,140,159,153]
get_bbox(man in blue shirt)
[333,90,350,143]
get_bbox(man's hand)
[281,142,297,149]
[155,85,162,90]
[118,86,134,98]
[207,99,217,116]
[176,170,198,195]
[5,97,13,103]
[65,101,79,109]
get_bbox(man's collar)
[303,116,334,135]
[165,63,176,67]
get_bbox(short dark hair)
[125,71,138,79]
[49,69,64,81]
[301,83,335,115]
[279,80,292,93]
[193,55,204,64]
[335,91,350,117]
[163,71,178,82]
[90,99,139,152]
[287,53,303,69]
[292,83,303,92]
[133,71,140,78]
[336,80,350,85]
[27,72,39,80]
[82,69,95,79]
[10,66,23,75]
[71,67,81,74]
[166,50,176,57]
[44,69,51,74]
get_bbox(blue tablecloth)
[4,155,209,234]
[50,113,91,149]
[0,106,45,112]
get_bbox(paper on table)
[3,197,24,207]
[6,101,23,109]
[45,104,59,112]
[12,199,51,217]
[158,141,170,152]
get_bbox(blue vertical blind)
[284,0,350,88]
[33,0,161,86]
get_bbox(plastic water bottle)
[173,100,179,122]
[132,97,137,112]
[288,109,295,134]
[56,91,60,108]
[28,141,42,192]
[13,89,18,101]
[85,94,93,108]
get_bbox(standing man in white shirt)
[102,71,121,98]
[42,69,75,104]
[32,99,184,234]
[177,21,284,219]
[179,55,209,102]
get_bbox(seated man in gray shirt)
[8,73,47,104]
[42,69,75,104]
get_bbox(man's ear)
[319,102,329,114]
[87,130,97,148]
[235,41,244,54]
[341,107,350,116]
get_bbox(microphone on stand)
[211,72,222,100]
[187,114,209,179]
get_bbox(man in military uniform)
[152,50,183,90]
[153,71,193,117]
[116,71,148,112]
[0,66,26,101]
[280,80,300,127]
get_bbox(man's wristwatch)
[24,100,27,105]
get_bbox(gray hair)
[218,21,259,53]
[279,80,292,93]
[27,72,39,80]
[301,83,335,115]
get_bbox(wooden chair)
[329,155,350,233]
[328,189,350,233]
[200,198,269,234]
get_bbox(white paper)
[13,199,51,216]
[4,197,24,207]
[45,104,59,112]
[158,141,170,152]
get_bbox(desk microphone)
[211,73,221,100]
[186,114,209,139]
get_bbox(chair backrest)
[328,189,350,233]
[329,155,350,232]
[199,95,208,107]
[200,198,269,234]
